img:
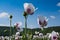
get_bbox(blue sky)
[0,0,60,28]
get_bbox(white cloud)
[57,2,60,7]
[28,25,37,29]
[50,16,56,19]
[0,24,9,26]
[0,12,9,18]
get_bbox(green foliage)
[33,37,48,40]
[0,26,60,36]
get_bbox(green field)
[0,26,60,40]
[0,26,60,36]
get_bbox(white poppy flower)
[37,16,47,27]
[14,22,22,28]
[51,31,59,40]
[14,22,22,32]
[24,3,35,15]
[16,32,20,36]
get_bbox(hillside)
[0,26,60,36]
[22,26,60,35]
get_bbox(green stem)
[9,19,12,40]
[42,28,44,40]
[25,15,28,40]
[14,27,15,40]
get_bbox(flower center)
[53,36,57,39]
[27,8,31,13]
